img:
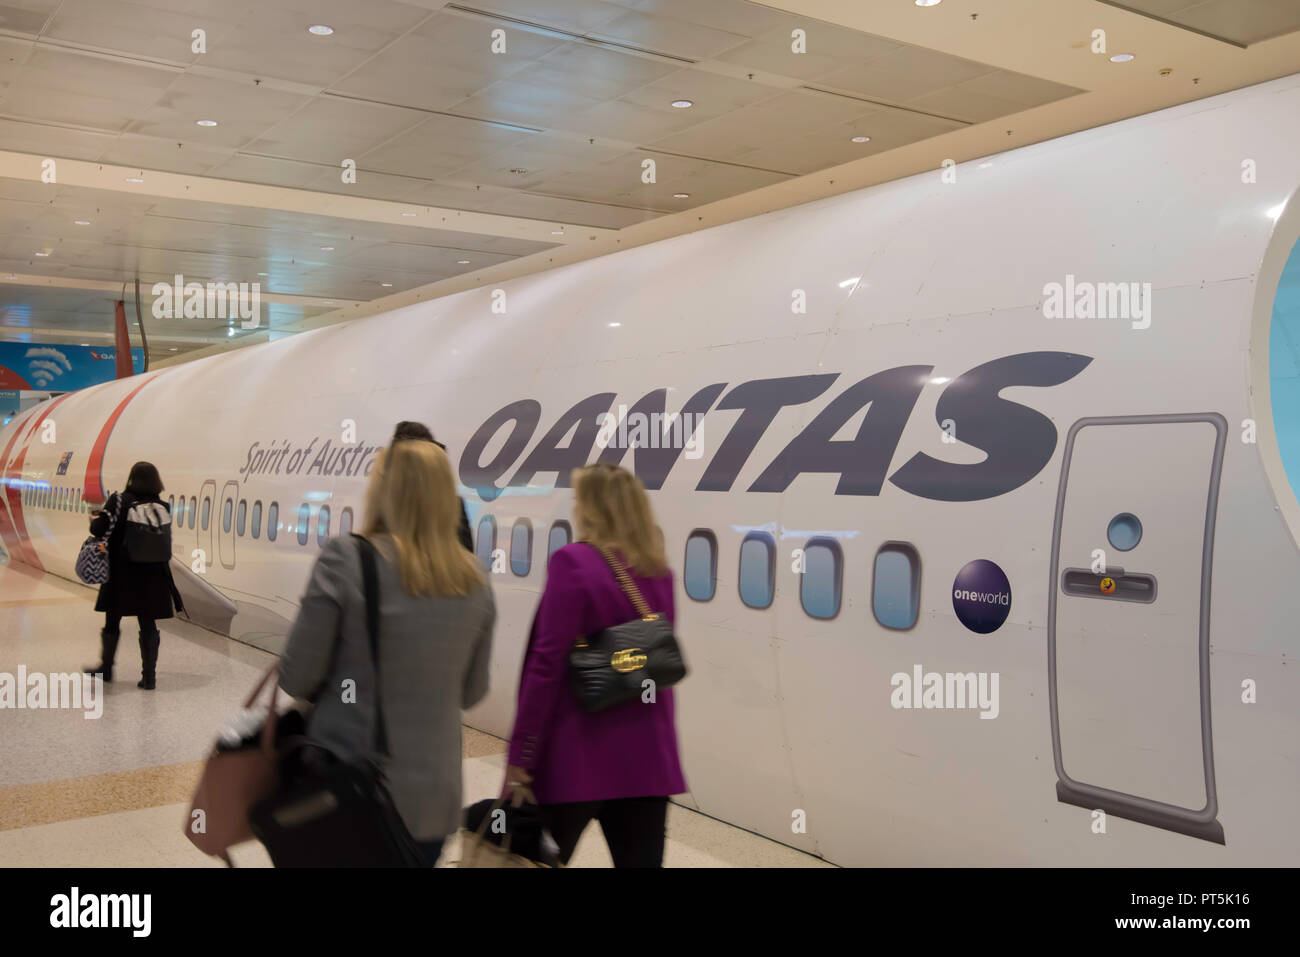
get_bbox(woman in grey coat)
[278,439,495,866]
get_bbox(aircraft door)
[1048,413,1226,843]
[218,481,237,570]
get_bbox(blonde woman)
[279,440,496,866]
[504,463,686,867]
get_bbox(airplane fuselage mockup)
[4,74,1300,866]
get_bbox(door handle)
[1060,567,1157,603]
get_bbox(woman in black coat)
[84,461,181,689]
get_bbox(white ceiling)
[0,0,1296,362]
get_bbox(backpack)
[122,500,173,563]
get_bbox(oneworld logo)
[151,274,260,329]
[1042,274,1151,330]
[49,887,151,937]
[890,664,1000,719]
[952,588,1010,606]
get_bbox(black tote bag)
[249,535,425,867]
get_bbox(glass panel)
[510,520,532,576]
[475,515,496,570]
[318,505,331,545]
[684,530,717,601]
[236,499,247,536]
[738,532,775,609]
[339,507,353,537]
[222,498,233,533]
[201,496,211,530]
[873,544,921,630]
[297,504,310,545]
[251,501,262,539]
[267,502,278,542]
[547,521,571,560]
[800,539,842,620]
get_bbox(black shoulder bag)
[249,534,426,867]
[567,545,688,713]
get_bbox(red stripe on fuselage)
[83,376,160,505]
[1,395,73,571]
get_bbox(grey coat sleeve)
[462,586,496,709]
[279,537,355,700]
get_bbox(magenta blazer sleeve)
[507,546,588,770]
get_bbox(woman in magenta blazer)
[504,463,686,867]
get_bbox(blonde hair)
[571,463,668,576]
[361,441,485,597]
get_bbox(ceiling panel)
[1100,0,1300,46]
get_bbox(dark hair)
[392,420,446,452]
[125,461,163,497]
[392,421,434,444]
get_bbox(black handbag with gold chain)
[567,545,687,713]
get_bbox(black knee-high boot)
[137,629,160,690]
[85,628,121,682]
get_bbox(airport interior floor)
[0,560,828,868]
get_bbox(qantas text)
[458,351,1092,502]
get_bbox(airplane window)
[547,520,571,560]
[873,542,921,631]
[201,496,211,531]
[189,497,196,529]
[738,531,776,609]
[176,497,186,528]
[168,495,174,514]
[236,499,247,537]
[267,502,278,542]
[318,505,331,545]
[510,519,533,576]
[800,537,843,620]
[684,529,717,602]
[297,504,310,545]
[222,498,233,533]
[475,515,496,571]
[339,507,353,537]
[251,501,262,539]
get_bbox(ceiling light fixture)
[125,177,143,183]
[608,322,621,327]
[381,282,393,287]
[457,260,470,265]
[74,220,90,225]
[915,0,942,6]
[671,99,693,109]
[551,229,565,235]
[196,119,218,127]
[34,252,49,257]
[401,211,417,217]
[308,24,333,36]
[851,136,871,143]
[673,192,689,199]
[1110,53,1135,63]
[320,246,334,251]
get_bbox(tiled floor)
[0,561,830,868]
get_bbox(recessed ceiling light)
[1110,53,1135,63]
[551,229,565,235]
[401,211,417,217]
[308,24,333,36]
[673,192,689,199]
[457,260,470,265]
[381,282,393,287]
[125,177,143,183]
[34,252,49,257]
[74,220,90,225]
[320,246,334,251]
[915,0,942,6]
[851,136,871,143]
[196,119,218,127]
[169,347,178,351]
[671,99,693,109]
[608,322,621,327]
